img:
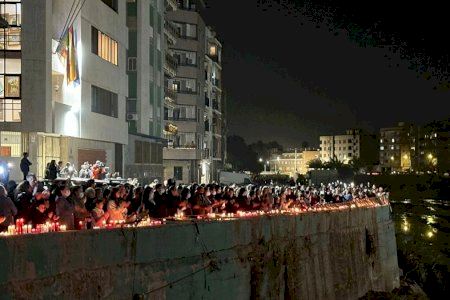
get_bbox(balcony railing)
[164,20,180,40]
[212,99,219,110]
[207,53,220,64]
[165,0,178,11]
[164,53,178,78]
[166,117,197,122]
[164,87,177,103]
[212,78,221,88]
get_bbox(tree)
[227,135,260,173]
[308,159,323,169]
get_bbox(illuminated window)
[91,27,118,65]
[392,138,395,143]
[0,99,21,122]
[209,45,217,56]
[0,1,22,123]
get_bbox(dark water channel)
[390,198,450,299]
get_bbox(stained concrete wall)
[0,202,399,299]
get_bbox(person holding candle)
[30,200,49,226]
[0,184,17,231]
[91,199,110,227]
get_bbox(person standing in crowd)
[46,160,58,181]
[57,161,63,178]
[0,184,17,231]
[56,185,75,230]
[91,198,109,226]
[20,152,32,180]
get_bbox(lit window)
[209,45,217,56]
[391,146,394,150]
[91,27,118,65]
[0,99,21,122]
[380,146,384,150]
[392,138,395,143]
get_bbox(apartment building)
[379,122,418,172]
[124,0,166,183]
[203,26,223,183]
[0,0,128,180]
[163,0,208,183]
[320,130,361,164]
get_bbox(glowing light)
[7,162,13,168]
[427,153,433,160]
[259,158,263,163]
[0,166,4,175]
[426,231,434,238]
[390,156,394,161]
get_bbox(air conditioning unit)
[126,113,138,121]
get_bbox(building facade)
[320,129,361,164]
[203,26,223,183]
[163,0,224,184]
[379,122,418,172]
[1,0,128,181]
[270,150,320,177]
[124,0,165,183]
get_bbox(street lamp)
[259,157,263,163]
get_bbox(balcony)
[207,53,220,64]
[166,116,197,122]
[205,96,210,107]
[164,87,177,107]
[204,121,210,132]
[164,53,178,78]
[164,20,180,45]
[212,78,221,89]
[164,122,178,135]
[212,99,220,111]
[165,0,178,11]
[164,147,202,160]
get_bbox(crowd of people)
[0,172,388,232]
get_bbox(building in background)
[1,0,128,181]
[320,129,361,164]
[163,0,224,184]
[203,26,223,183]
[269,149,320,177]
[417,119,450,173]
[124,0,165,183]
[379,122,418,172]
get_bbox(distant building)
[417,119,450,173]
[379,122,418,172]
[270,150,320,177]
[320,130,361,164]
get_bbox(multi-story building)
[1,0,128,181]
[163,0,224,184]
[379,122,418,172]
[203,26,223,183]
[124,0,166,183]
[417,119,450,173]
[270,150,320,177]
[320,129,361,164]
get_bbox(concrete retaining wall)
[0,203,399,299]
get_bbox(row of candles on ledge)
[0,198,387,237]
[0,218,164,237]
[174,198,387,221]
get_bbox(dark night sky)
[202,0,450,148]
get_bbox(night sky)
[203,0,450,148]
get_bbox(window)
[392,138,395,143]
[173,49,197,66]
[173,22,197,39]
[91,85,118,117]
[177,132,196,148]
[92,27,118,65]
[380,146,384,150]
[348,146,352,150]
[173,105,196,120]
[171,78,197,94]
[135,141,162,164]
[101,0,118,12]
[128,57,137,71]
[174,167,183,181]
[149,5,154,27]
[209,45,217,56]
[0,99,21,122]
[348,153,352,157]
[0,2,21,26]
